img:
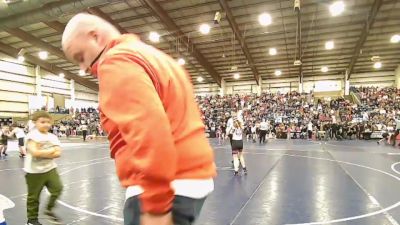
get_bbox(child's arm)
[5,131,14,138]
[26,140,61,159]
[8,130,16,137]
[49,146,61,158]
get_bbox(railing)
[350,91,362,105]
[51,113,73,124]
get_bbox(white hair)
[62,13,120,50]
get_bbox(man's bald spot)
[61,13,118,51]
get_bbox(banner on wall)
[314,81,341,92]
[28,95,54,111]
[53,94,65,108]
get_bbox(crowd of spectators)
[52,107,105,138]
[4,87,397,145]
[196,87,400,146]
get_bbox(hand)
[141,212,173,225]
[37,142,44,150]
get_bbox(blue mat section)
[1,139,400,225]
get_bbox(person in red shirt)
[62,13,216,225]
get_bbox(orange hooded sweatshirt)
[91,34,216,214]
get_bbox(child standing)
[24,111,63,225]
[0,126,11,158]
[10,124,27,158]
[231,120,247,176]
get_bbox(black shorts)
[0,139,7,146]
[124,195,205,225]
[231,140,243,152]
[18,138,24,147]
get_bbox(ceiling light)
[371,56,380,62]
[325,40,334,50]
[258,13,272,26]
[390,34,400,43]
[329,1,345,16]
[17,55,25,62]
[373,62,382,69]
[274,70,281,76]
[269,48,277,56]
[38,51,48,60]
[149,31,160,43]
[234,73,240,79]
[321,66,329,72]
[79,70,85,76]
[178,58,185,65]
[59,73,65,78]
[197,77,204,82]
[199,24,211,34]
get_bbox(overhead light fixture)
[177,58,185,65]
[234,73,240,79]
[38,51,48,60]
[373,62,382,69]
[390,34,400,43]
[149,31,160,43]
[274,70,282,76]
[329,1,345,16]
[79,70,85,76]
[371,56,380,62]
[17,48,26,63]
[4,0,23,4]
[294,60,302,66]
[321,66,329,72]
[17,55,25,62]
[59,73,65,78]
[269,48,277,56]
[258,13,272,26]
[325,40,334,50]
[199,24,211,34]
[214,11,221,24]
[197,77,204,82]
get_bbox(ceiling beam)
[0,41,98,91]
[44,21,67,33]
[218,0,259,85]
[84,8,207,82]
[3,28,98,91]
[295,1,303,85]
[346,0,384,80]
[4,28,66,59]
[0,0,110,29]
[141,0,222,86]
[87,7,128,34]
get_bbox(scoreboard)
[0,117,13,125]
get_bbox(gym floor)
[1,138,400,225]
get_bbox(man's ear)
[88,30,98,42]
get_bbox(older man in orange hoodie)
[62,13,216,225]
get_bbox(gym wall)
[0,53,98,117]
[193,71,396,96]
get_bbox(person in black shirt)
[0,126,11,158]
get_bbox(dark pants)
[124,196,206,225]
[228,134,233,145]
[25,168,63,220]
[308,130,312,139]
[259,130,267,143]
[82,130,87,141]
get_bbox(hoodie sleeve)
[98,54,176,214]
